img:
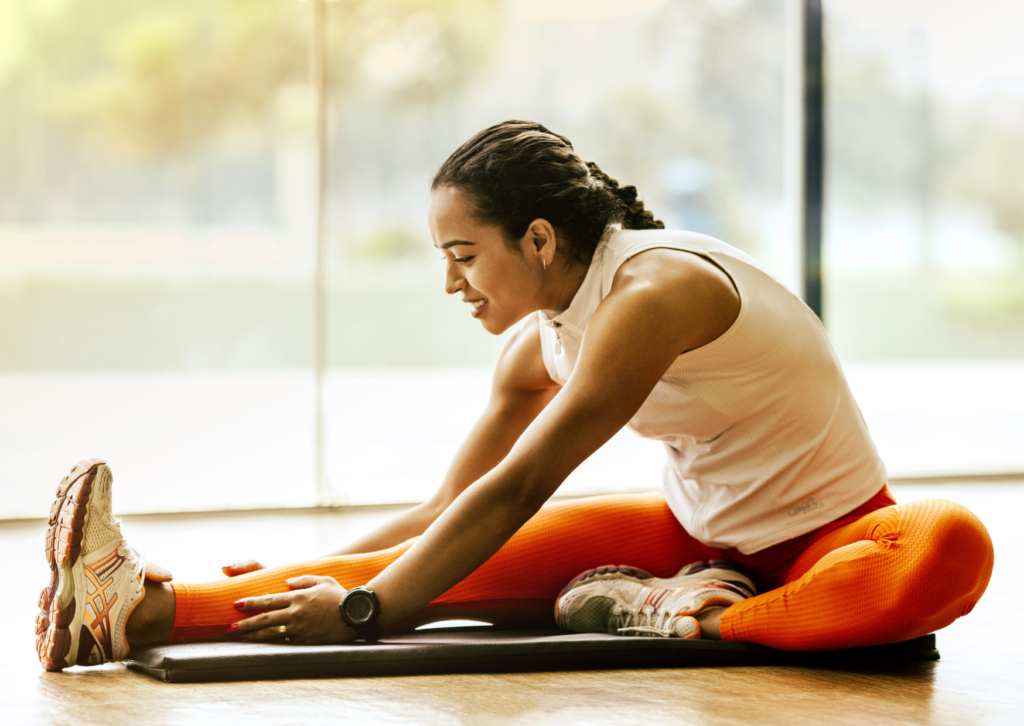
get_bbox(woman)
[37,121,993,671]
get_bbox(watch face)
[345,592,374,625]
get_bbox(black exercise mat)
[125,628,939,683]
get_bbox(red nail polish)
[233,600,245,611]
[227,623,239,633]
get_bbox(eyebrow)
[437,240,477,251]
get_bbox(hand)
[222,560,265,577]
[230,575,357,645]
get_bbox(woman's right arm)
[224,319,556,575]
[224,321,557,575]
[224,317,556,574]
[328,315,559,556]
[327,315,559,556]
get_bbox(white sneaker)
[555,561,757,639]
[36,459,172,671]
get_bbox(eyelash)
[443,256,473,264]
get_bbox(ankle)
[126,581,176,649]
[695,606,727,640]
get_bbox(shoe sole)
[555,562,756,629]
[36,459,106,672]
[557,561,756,601]
[556,565,656,602]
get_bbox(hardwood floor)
[2,481,1021,725]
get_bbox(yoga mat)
[126,628,939,683]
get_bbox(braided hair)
[432,120,663,266]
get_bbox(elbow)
[497,471,556,521]
[420,496,449,528]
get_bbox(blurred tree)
[357,227,426,260]
[14,0,500,158]
[937,102,1024,254]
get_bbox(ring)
[278,625,287,635]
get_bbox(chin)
[480,318,505,335]
[480,309,526,336]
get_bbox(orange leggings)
[170,488,993,650]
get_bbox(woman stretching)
[37,121,993,671]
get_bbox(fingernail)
[233,600,245,610]
[227,623,239,633]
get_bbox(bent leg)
[720,499,994,650]
[171,491,717,641]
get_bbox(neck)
[542,259,590,317]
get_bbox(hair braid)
[432,120,663,266]
[585,162,665,232]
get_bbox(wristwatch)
[339,586,383,643]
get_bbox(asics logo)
[83,549,126,661]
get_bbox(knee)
[899,499,994,617]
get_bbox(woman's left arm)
[233,249,739,643]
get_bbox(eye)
[453,256,473,264]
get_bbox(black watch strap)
[339,587,383,643]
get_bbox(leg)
[165,491,719,641]
[125,581,175,648]
[720,499,994,650]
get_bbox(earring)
[542,259,548,271]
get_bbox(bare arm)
[328,315,560,556]
[367,249,740,630]
[231,249,739,643]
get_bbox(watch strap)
[339,587,383,643]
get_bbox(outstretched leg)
[167,491,720,641]
[720,498,994,650]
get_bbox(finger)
[234,591,293,613]
[221,560,264,577]
[240,622,294,643]
[229,609,290,637]
[286,575,331,591]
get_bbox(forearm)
[362,382,637,629]
[326,501,440,557]
[366,471,543,629]
[330,389,552,559]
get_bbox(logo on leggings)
[787,496,824,516]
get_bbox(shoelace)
[116,541,145,579]
[614,602,687,638]
[111,514,146,580]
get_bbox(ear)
[524,218,558,266]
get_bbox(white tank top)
[538,228,886,554]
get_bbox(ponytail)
[585,162,664,233]
[433,121,663,266]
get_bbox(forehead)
[429,187,487,246]
[429,186,473,224]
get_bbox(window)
[824,0,1024,477]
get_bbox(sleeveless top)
[537,228,886,554]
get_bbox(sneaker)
[555,560,757,639]
[36,459,172,671]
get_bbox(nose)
[444,259,465,296]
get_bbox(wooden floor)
[2,481,1021,725]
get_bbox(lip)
[464,297,488,318]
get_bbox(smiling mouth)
[470,298,488,317]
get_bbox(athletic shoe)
[555,560,757,638]
[36,459,172,671]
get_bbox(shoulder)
[598,246,741,354]
[493,314,559,395]
[613,244,733,293]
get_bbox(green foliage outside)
[2,0,1023,370]
[357,228,430,261]
[0,0,500,157]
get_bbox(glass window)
[0,0,317,517]
[322,0,789,504]
[824,0,1024,477]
